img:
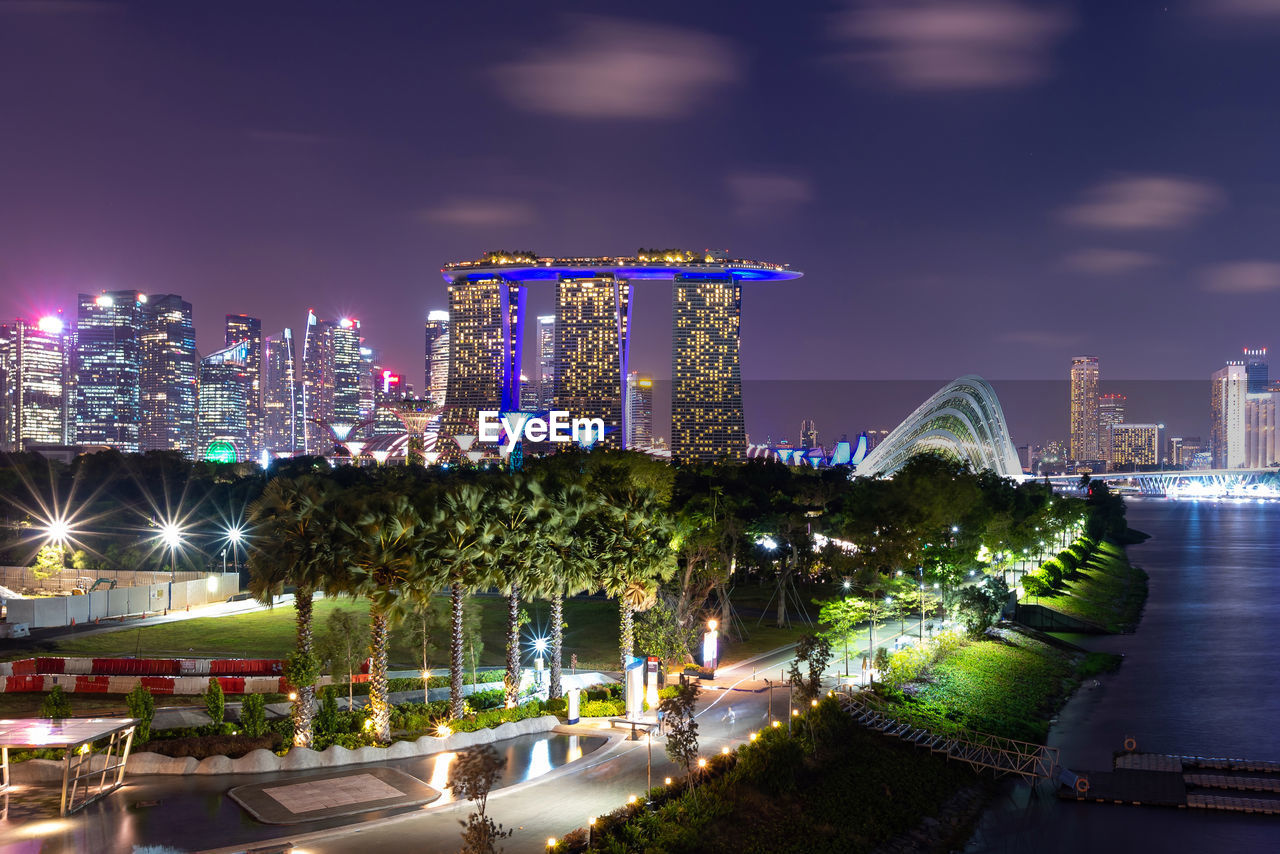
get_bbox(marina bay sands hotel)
[437,250,802,461]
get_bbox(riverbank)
[1024,540,1149,633]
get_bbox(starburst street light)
[43,516,73,547]
[222,524,246,572]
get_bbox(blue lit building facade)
[140,294,198,455]
[198,340,250,461]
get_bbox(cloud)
[1203,261,1280,293]
[1058,174,1226,230]
[726,172,814,219]
[1062,248,1161,274]
[830,0,1072,91]
[998,330,1081,348]
[492,16,741,119]
[421,198,534,228]
[1195,0,1280,19]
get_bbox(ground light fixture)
[664,777,672,785]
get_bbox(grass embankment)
[1030,540,1147,633]
[879,630,1093,743]
[566,697,980,854]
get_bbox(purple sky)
[3,1,1280,445]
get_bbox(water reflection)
[968,501,1280,853]
[0,732,606,854]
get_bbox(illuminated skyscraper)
[672,275,744,462]
[0,317,71,450]
[1211,360,1247,468]
[1069,356,1100,462]
[801,419,818,450]
[225,315,263,460]
[1098,393,1126,464]
[300,311,331,453]
[554,277,630,448]
[198,340,250,461]
[1245,347,1269,394]
[625,371,653,449]
[263,329,302,456]
[535,314,555,410]
[424,310,450,408]
[440,277,524,452]
[332,318,362,427]
[1109,423,1160,469]
[75,290,147,451]
[136,294,198,455]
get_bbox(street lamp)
[225,525,245,572]
[703,619,719,675]
[917,566,925,643]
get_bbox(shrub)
[127,685,155,743]
[734,723,804,795]
[138,732,280,760]
[448,699,547,733]
[1041,559,1065,588]
[314,685,339,736]
[580,698,625,718]
[882,645,929,689]
[466,688,505,710]
[1022,571,1052,599]
[40,685,73,719]
[544,697,568,715]
[240,693,267,738]
[204,677,225,727]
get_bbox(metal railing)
[836,688,1058,784]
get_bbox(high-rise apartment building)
[672,275,744,462]
[225,315,263,460]
[439,277,524,452]
[138,294,197,456]
[1211,360,1247,468]
[1109,423,1160,469]
[198,340,250,461]
[423,310,450,408]
[625,372,653,449]
[263,329,302,456]
[1245,347,1269,394]
[1069,356,1101,462]
[75,290,147,451]
[1098,393,1126,464]
[0,317,71,450]
[332,318,362,427]
[535,314,555,411]
[553,277,630,448]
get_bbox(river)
[966,499,1280,853]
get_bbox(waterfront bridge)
[1042,469,1280,497]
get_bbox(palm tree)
[541,481,601,699]
[336,491,430,742]
[487,471,549,708]
[246,476,335,748]
[594,489,676,672]
[430,482,497,718]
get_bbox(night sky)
[3,1,1279,446]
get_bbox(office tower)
[300,313,360,453]
[263,329,302,456]
[535,314,555,410]
[332,318,362,426]
[0,317,71,450]
[1069,356,1101,462]
[519,373,536,410]
[1098,393,1126,464]
[225,315,263,459]
[1245,391,1280,468]
[626,372,653,449]
[439,277,524,452]
[198,341,251,461]
[136,294,198,455]
[553,276,630,448]
[672,275,744,461]
[75,290,147,451]
[1245,347,1269,394]
[371,369,406,436]
[358,342,378,424]
[1170,436,1203,468]
[423,311,450,408]
[801,419,818,450]
[1109,424,1160,469]
[1211,360,1247,468]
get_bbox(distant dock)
[1062,751,1280,815]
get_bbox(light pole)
[158,520,185,614]
[225,525,245,572]
[917,565,925,643]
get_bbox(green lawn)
[882,631,1077,743]
[1032,541,1148,633]
[6,595,623,671]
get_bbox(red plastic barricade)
[215,677,245,694]
[140,677,175,694]
[75,676,110,693]
[35,657,65,674]
[11,659,37,675]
